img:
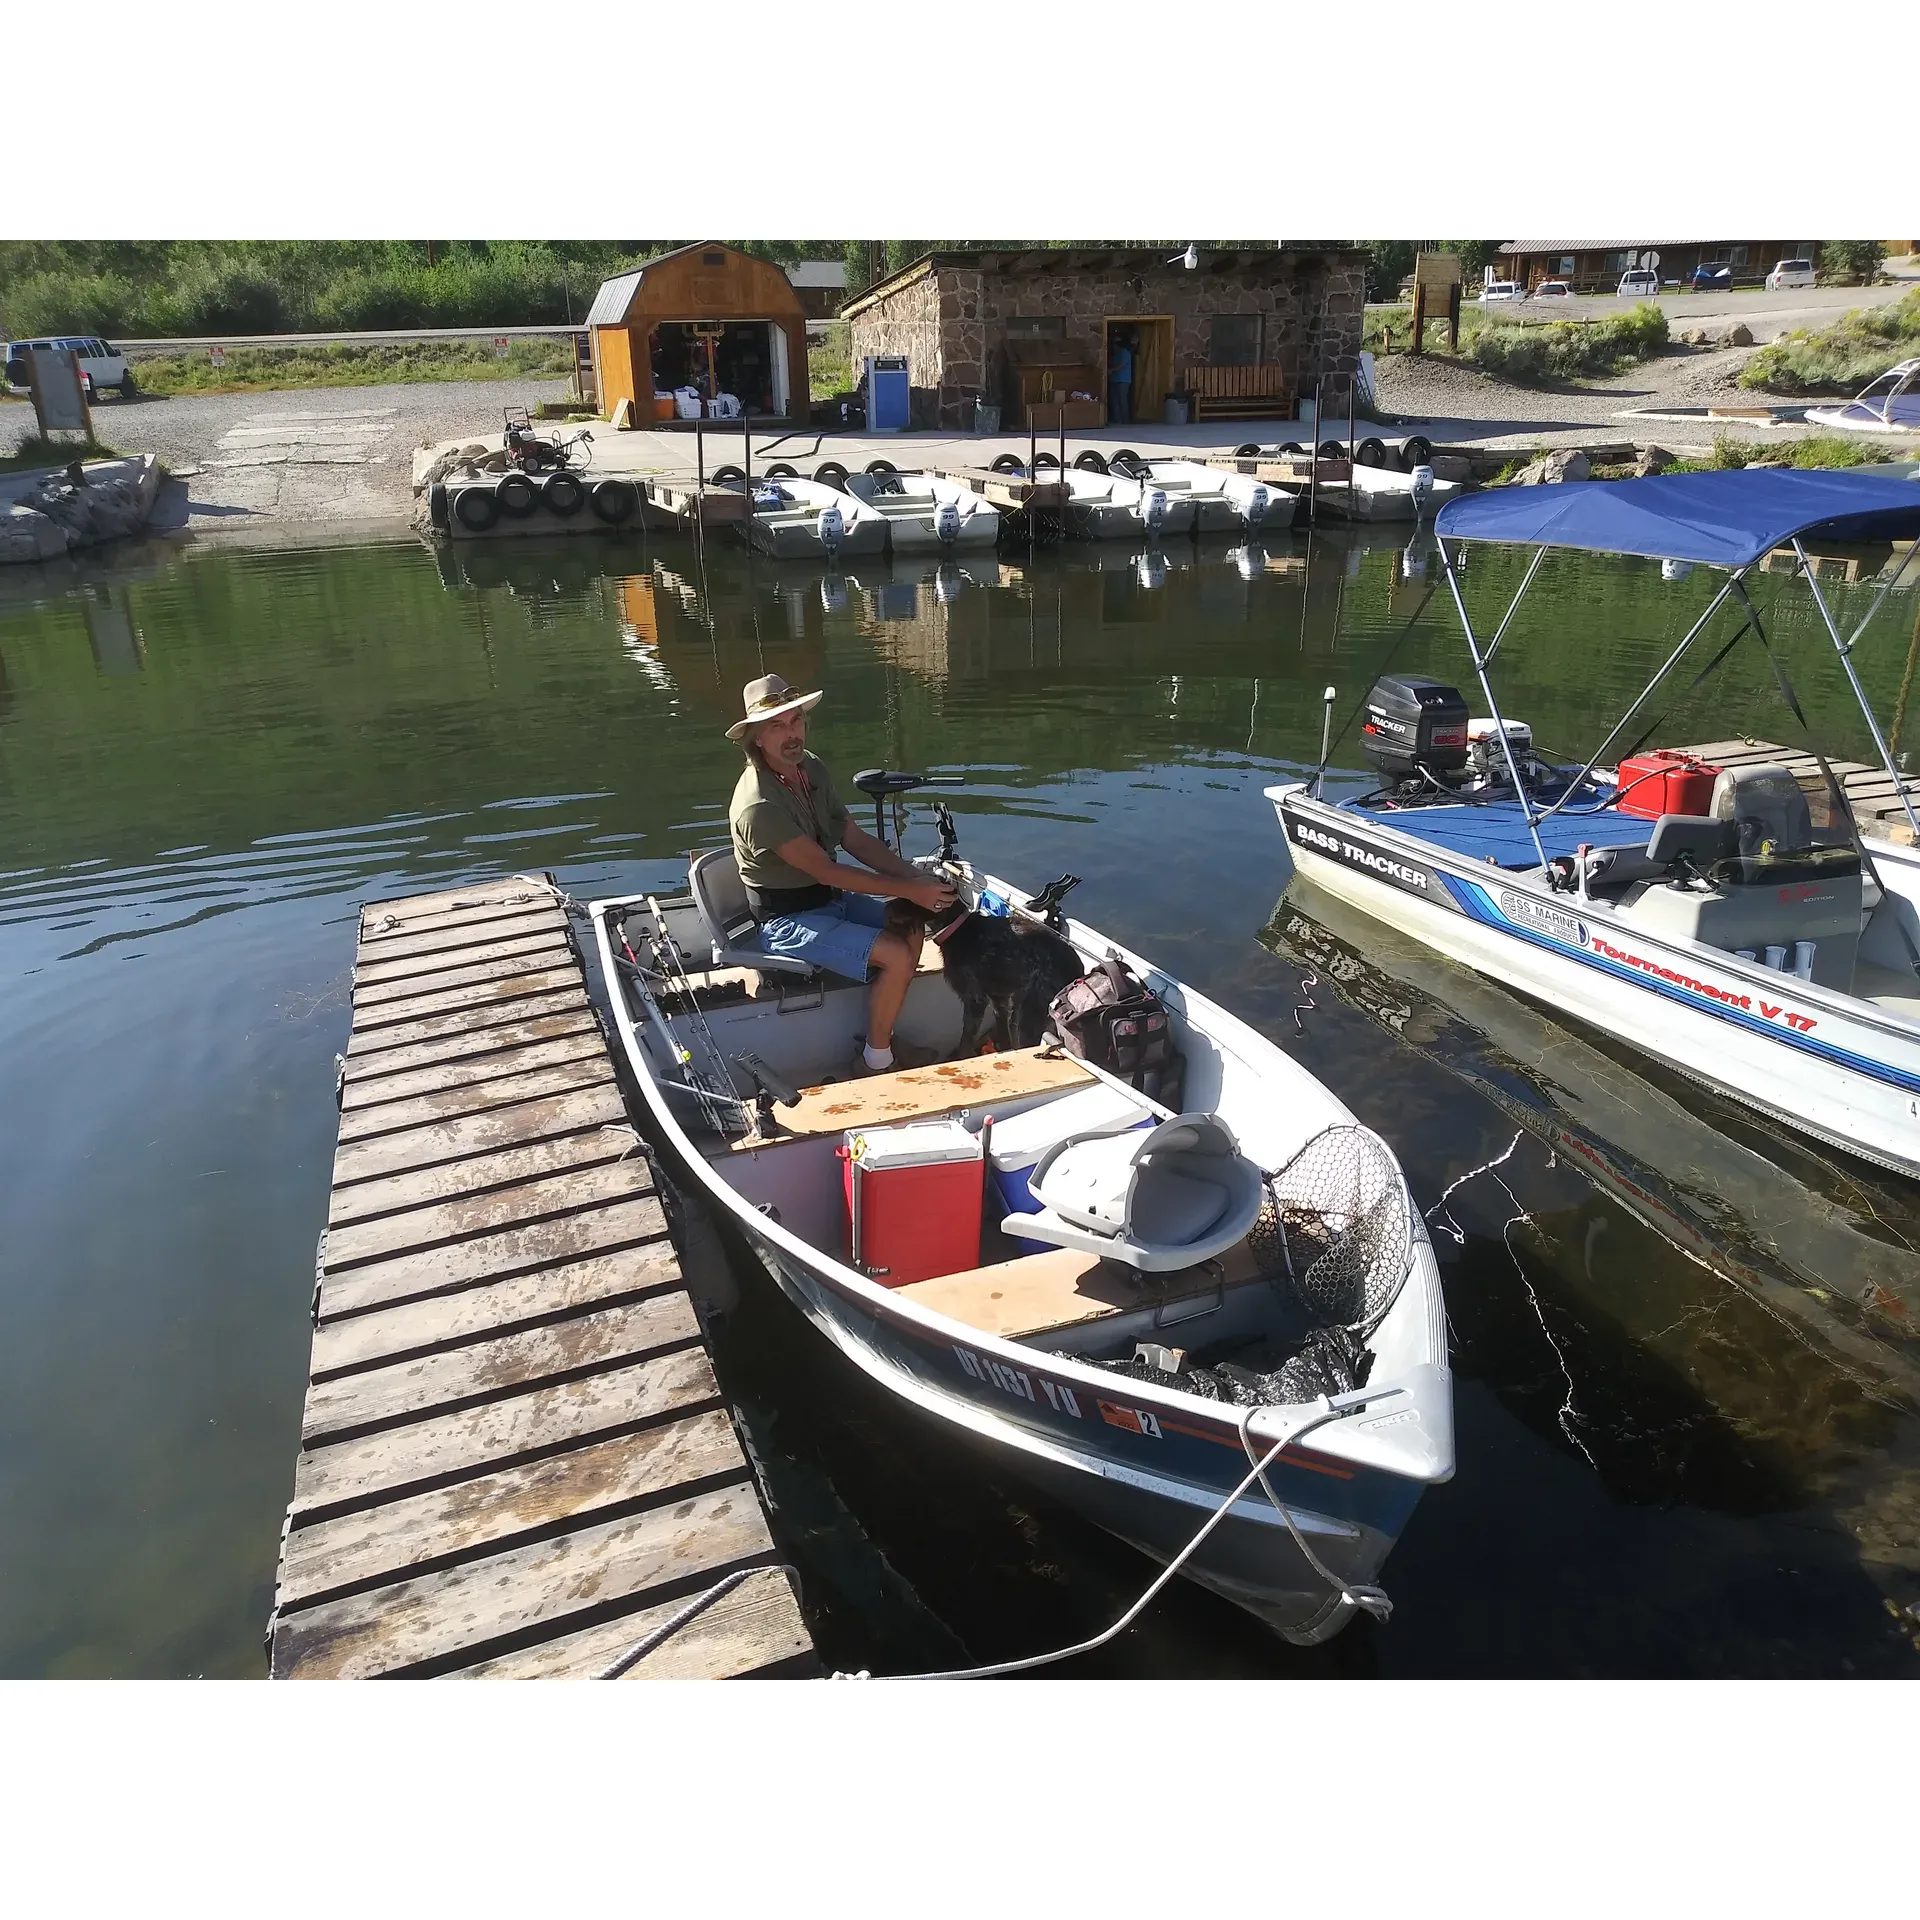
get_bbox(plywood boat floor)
[895,1237,1264,1341]
[726,1044,1093,1150]
[659,939,944,1012]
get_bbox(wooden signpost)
[1410,251,1463,356]
[27,347,91,439]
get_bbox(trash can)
[1163,395,1189,426]
[973,400,1001,434]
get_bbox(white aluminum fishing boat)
[843,469,1003,553]
[590,782,1452,1644]
[1127,458,1296,536]
[1269,468,1920,1177]
[737,475,888,561]
[1056,465,1196,541]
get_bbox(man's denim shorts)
[758,894,889,981]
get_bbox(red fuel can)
[842,1120,985,1287]
[1615,750,1721,820]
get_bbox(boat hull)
[1268,783,1920,1179]
[589,881,1451,1647]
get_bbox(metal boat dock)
[266,878,814,1679]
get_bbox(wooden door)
[1132,318,1173,423]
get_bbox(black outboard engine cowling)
[1361,675,1469,783]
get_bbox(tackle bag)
[1047,956,1184,1108]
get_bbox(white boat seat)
[687,849,818,977]
[1002,1112,1267,1272]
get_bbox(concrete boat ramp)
[267,877,815,1680]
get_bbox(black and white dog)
[886,809,1084,1054]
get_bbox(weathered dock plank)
[268,878,814,1680]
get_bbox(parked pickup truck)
[3,336,135,398]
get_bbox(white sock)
[863,1041,894,1070]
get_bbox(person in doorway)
[727,674,956,1075]
[1107,332,1133,425]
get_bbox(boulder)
[1634,444,1676,477]
[1508,447,1592,487]
[1724,322,1754,347]
[1429,454,1472,482]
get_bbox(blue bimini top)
[1435,468,1920,569]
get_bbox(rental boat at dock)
[733,475,888,561]
[1122,458,1296,536]
[842,469,1003,553]
[1268,468,1920,1177]
[1308,462,1465,524]
[1056,465,1198,541]
[589,787,1452,1645]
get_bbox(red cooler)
[1615,749,1721,820]
[842,1119,984,1287]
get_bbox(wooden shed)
[588,243,809,424]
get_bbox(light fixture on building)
[1168,244,1199,271]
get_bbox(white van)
[1766,258,1816,290]
[1480,281,1521,303]
[4,336,134,398]
[1616,269,1660,298]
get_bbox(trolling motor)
[851,768,965,847]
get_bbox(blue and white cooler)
[987,1082,1156,1217]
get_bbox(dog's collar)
[928,902,971,947]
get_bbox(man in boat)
[728,673,956,1074]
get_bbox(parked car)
[1766,258,1817,290]
[4,336,134,398]
[1531,280,1572,300]
[1480,281,1522,303]
[1616,269,1661,298]
[1689,264,1732,291]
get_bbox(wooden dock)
[1673,737,1920,838]
[642,477,752,532]
[266,878,815,1680]
[931,464,1070,513]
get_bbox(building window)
[1558,256,1575,276]
[1210,315,1261,366]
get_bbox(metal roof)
[1497,240,1760,254]
[787,261,846,288]
[585,270,643,327]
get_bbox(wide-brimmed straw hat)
[726,672,823,741]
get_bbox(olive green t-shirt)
[729,752,850,894]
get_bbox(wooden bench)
[1181,366,1291,421]
[729,1044,1093,1150]
[896,1238,1263,1340]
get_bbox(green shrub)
[165,266,289,336]
[0,271,146,339]
[1741,287,1920,395]
[1663,433,1894,473]
[1472,302,1668,384]
[1819,241,1885,285]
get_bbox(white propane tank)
[1409,465,1436,517]
[1141,486,1170,535]
[816,503,845,553]
[932,497,962,544]
[1245,482,1270,527]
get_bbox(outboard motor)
[1408,464,1436,519]
[1361,675,1469,785]
[1141,487,1170,537]
[932,497,962,545]
[1235,543,1265,581]
[1662,558,1694,582]
[1136,550,1168,591]
[819,573,848,614]
[933,562,963,605]
[1245,482,1270,528]
[816,502,845,555]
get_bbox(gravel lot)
[1,376,571,536]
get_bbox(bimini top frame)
[1428,470,1920,870]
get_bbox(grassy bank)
[1473,303,1668,384]
[0,434,124,474]
[1666,433,1898,472]
[808,322,851,403]
[1363,304,1494,357]
[1740,288,1920,395]
[130,338,573,397]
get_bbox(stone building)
[842,246,1367,430]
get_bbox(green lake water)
[3,524,1918,1677]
